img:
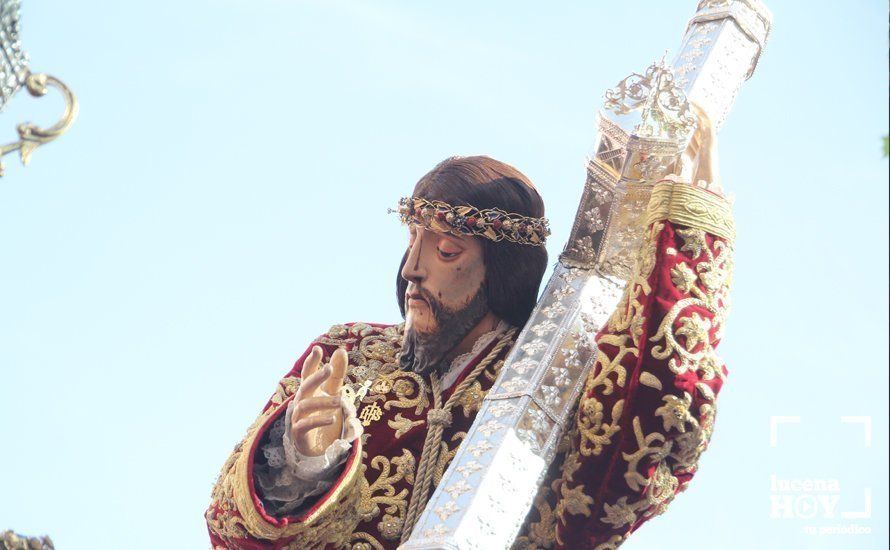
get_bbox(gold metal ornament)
[0,0,79,177]
[359,402,383,426]
[342,379,373,407]
[0,72,78,176]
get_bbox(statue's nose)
[401,238,427,284]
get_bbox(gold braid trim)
[645,181,735,242]
[231,403,365,544]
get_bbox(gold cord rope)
[400,327,518,542]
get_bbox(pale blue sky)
[0,1,887,549]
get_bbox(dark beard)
[399,285,489,376]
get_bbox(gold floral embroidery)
[349,531,385,550]
[270,376,300,406]
[357,448,416,541]
[598,221,731,534]
[577,348,628,457]
[554,183,733,547]
[599,459,679,529]
[649,227,731,382]
[360,327,403,363]
[458,380,484,417]
[577,222,664,457]
[433,432,466,486]
[371,377,393,395]
[388,413,424,439]
[606,221,659,341]
[600,496,637,528]
[593,534,627,550]
[318,323,403,391]
[670,403,716,475]
[676,312,711,352]
[317,322,381,348]
[513,486,557,549]
[555,483,593,522]
[378,513,405,542]
[638,371,662,390]
[670,262,697,293]
[695,381,715,401]
[675,226,708,259]
[205,439,250,540]
[363,370,430,415]
[527,489,558,548]
[622,416,670,492]
[654,392,695,433]
[560,448,582,484]
[645,460,679,515]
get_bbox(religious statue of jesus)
[205,100,734,548]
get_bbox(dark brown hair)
[396,155,548,327]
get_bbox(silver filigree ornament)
[603,56,697,141]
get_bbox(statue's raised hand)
[681,102,722,194]
[290,346,349,456]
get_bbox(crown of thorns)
[393,197,550,246]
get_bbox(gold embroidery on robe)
[349,532,385,550]
[357,448,416,541]
[270,376,301,406]
[433,431,466,486]
[576,222,662,457]
[592,534,627,550]
[513,487,558,549]
[457,380,484,417]
[649,227,731,382]
[555,483,593,522]
[388,413,424,439]
[595,219,732,535]
[365,370,429,414]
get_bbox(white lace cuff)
[280,394,362,482]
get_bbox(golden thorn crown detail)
[394,197,550,246]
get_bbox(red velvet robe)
[205,180,735,549]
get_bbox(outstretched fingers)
[300,346,323,380]
[323,348,348,395]
[297,362,332,400]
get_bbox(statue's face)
[401,225,487,335]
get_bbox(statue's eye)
[437,244,461,260]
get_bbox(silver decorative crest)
[604,57,697,141]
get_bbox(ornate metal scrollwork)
[0,72,78,175]
[604,57,697,141]
[0,0,78,177]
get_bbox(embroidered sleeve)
[554,181,734,549]
[254,395,361,515]
[205,341,366,549]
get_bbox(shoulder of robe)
[311,321,404,369]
